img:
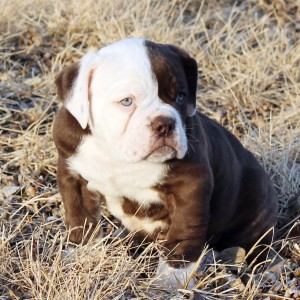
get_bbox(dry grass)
[0,0,299,299]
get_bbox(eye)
[119,97,133,106]
[176,92,186,104]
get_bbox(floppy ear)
[55,53,100,129]
[169,46,198,117]
[182,53,198,117]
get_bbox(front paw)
[156,257,196,290]
[62,225,103,258]
[68,223,103,244]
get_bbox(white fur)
[67,134,169,234]
[65,38,187,164]
[156,257,196,289]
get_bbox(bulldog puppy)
[53,38,278,287]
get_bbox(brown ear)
[168,45,198,116]
[181,51,198,117]
[55,62,79,102]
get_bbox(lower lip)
[148,145,176,156]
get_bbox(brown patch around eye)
[145,40,186,106]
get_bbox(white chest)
[67,136,168,233]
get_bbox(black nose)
[152,116,176,137]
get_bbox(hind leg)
[214,222,275,265]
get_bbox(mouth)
[145,145,177,162]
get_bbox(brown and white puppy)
[53,38,278,287]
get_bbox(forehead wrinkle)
[91,41,156,98]
[89,39,166,110]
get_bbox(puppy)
[53,38,278,287]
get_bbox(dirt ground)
[0,0,299,299]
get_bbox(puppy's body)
[53,39,278,283]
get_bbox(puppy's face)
[55,39,198,163]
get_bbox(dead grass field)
[0,0,299,299]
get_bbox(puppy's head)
[55,39,198,163]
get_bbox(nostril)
[152,116,176,137]
[167,122,175,132]
[156,124,164,135]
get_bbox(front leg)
[164,166,212,263]
[57,157,103,244]
[164,197,210,265]
[156,165,213,287]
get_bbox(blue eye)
[119,97,133,106]
[176,93,185,104]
